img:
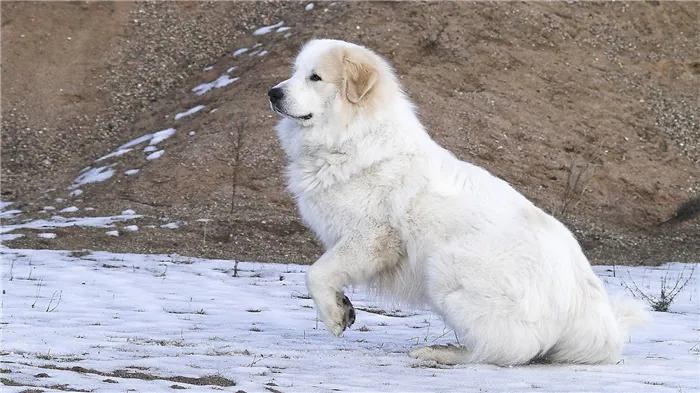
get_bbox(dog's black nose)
[268,87,284,102]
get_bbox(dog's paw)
[338,292,356,330]
[409,344,467,365]
[322,292,356,337]
[408,346,435,360]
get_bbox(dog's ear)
[343,52,377,104]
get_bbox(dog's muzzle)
[267,87,312,120]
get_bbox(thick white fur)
[270,39,648,366]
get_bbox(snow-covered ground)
[1,247,698,393]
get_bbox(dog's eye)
[309,73,322,82]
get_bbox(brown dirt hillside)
[1,1,698,265]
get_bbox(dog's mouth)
[270,102,313,121]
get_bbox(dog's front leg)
[305,228,401,337]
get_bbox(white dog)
[268,38,648,366]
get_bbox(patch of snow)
[55,198,65,203]
[70,189,83,197]
[94,148,133,163]
[233,48,248,57]
[121,209,136,216]
[196,218,211,222]
[226,66,236,73]
[203,65,214,71]
[174,105,205,120]
[85,207,96,211]
[0,233,24,242]
[0,248,697,393]
[123,225,139,232]
[105,230,119,237]
[258,50,268,56]
[0,209,22,219]
[0,214,142,234]
[277,26,291,32]
[150,127,177,145]
[253,43,263,48]
[253,21,284,36]
[143,146,157,152]
[117,133,155,150]
[1,201,14,211]
[160,222,179,229]
[79,166,91,173]
[146,150,165,160]
[305,2,314,11]
[38,233,57,239]
[68,165,116,190]
[124,169,140,176]
[59,206,79,213]
[192,74,239,96]
[284,32,292,39]
[209,108,218,113]
[248,49,261,56]
[188,131,196,137]
[43,206,56,211]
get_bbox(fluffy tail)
[610,295,650,336]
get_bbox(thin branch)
[229,119,247,214]
[46,290,62,312]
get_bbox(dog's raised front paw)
[324,292,356,337]
[338,292,356,330]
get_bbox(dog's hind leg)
[409,344,470,365]
[415,249,556,366]
[422,287,549,366]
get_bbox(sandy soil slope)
[1,1,698,265]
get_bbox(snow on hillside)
[0,214,143,239]
[1,246,698,393]
[47,19,295,206]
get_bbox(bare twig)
[46,290,62,312]
[229,119,247,214]
[201,214,212,248]
[557,139,606,219]
[32,277,44,309]
[559,158,592,218]
[423,314,432,343]
[431,326,455,343]
[247,354,270,367]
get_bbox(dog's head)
[268,39,390,125]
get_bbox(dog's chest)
[287,157,397,248]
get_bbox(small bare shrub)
[622,264,696,312]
